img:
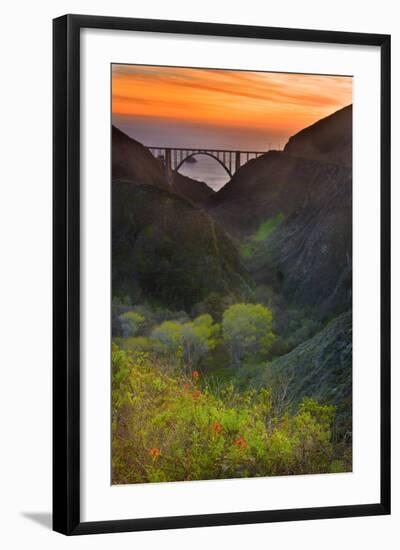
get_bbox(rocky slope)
[112,126,214,205]
[249,310,352,437]
[207,150,351,236]
[206,106,352,316]
[284,104,352,166]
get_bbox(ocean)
[175,151,265,192]
[177,154,231,191]
[113,118,287,191]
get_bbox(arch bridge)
[148,146,269,182]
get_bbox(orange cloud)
[112,65,352,136]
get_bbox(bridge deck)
[147,145,272,181]
[147,146,267,155]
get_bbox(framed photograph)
[53,14,390,535]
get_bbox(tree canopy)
[151,314,220,371]
[222,303,275,365]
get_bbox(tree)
[151,315,219,372]
[222,303,275,366]
[119,311,145,337]
[181,314,219,369]
[151,320,183,357]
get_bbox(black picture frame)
[53,14,391,535]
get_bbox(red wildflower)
[149,447,160,458]
[183,382,190,392]
[192,389,202,400]
[234,436,248,450]
[192,370,200,380]
[212,421,223,434]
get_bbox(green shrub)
[112,344,346,484]
[150,315,220,372]
[119,311,145,337]
[223,303,275,366]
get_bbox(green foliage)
[240,243,253,259]
[250,284,323,359]
[119,311,145,337]
[112,183,252,311]
[247,311,353,442]
[112,344,347,484]
[223,303,275,366]
[151,320,184,368]
[240,213,284,259]
[119,336,156,353]
[191,292,236,322]
[270,315,322,357]
[181,314,220,369]
[253,213,285,242]
[151,314,220,371]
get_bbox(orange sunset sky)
[112,64,352,150]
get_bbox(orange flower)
[212,421,223,434]
[234,436,248,450]
[192,370,200,380]
[192,389,202,400]
[183,382,190,392]
[149,447,160,458]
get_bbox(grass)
[253,213,285,242]
[240,213,284,260]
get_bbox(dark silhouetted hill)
[112,126,167,189]
[112,181,252,311]
[284,104,352,166]
[112,126,214,205]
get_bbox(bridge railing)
[147,146,270,177]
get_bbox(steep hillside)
[171,172,214,205]
[248,310,352,437]
[112,125,167,189]
[284,104,352,166]
[206,107,352,315]
[207,152,351,314]
[112,126,214,205]
[112,181,252,311]
[207,150,351,237]
[268,176,351,313]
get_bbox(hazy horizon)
[112,64,352,188]
[112,114,292,151]
[112,64,352,152]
